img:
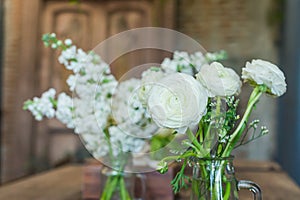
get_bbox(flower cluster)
[24,33,156,161]
[161,50,227,76]
[23,88,56,121]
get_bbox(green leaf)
[42,33,51,42]
[170,160,190,193]
[23,100,33,110]
[49,97,57,108]
[150,129,175,159]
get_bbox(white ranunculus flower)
[196,62,242,97]
[242,59,287,96]
[147,73,208,133]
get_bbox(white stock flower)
[58,45,76,67]
[196,62,242,97]
[80,132,109,158]
[66,74,78,91]
[27,36,159,159]
[27,88,56,120]
[58,46,95,74]
[108,125,146,155]
[99,75,118,98]
[161,58,178,73]
[190,52,206,72]
[161,51,207,76]
[147,73,208,133]
[139,68,166,105]
[56,93,74,128]
[112,78,140,123]
[242,59,287,96]
[112,78,156,128]
[64,39,72,46]
[84,62,110,81]
[94,98,112,129]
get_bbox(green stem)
[223,181,231,200]
[100,175,120,200]
[100,175,112,200]
[198,120,204,143]
[213,161,222,200]
[171,159,189,193]
[100,151,130,200]
[119,176,131,200]
[222,86,263,157]
[204,123,212,153]
[187,128,208,156]
[216,97,221,115]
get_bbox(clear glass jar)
[190,157,262,200]
[99,166,146,200]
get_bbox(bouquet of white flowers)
[139,50,287,198]
[24,32,287,199]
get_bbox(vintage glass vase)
[190,157,262,200]
[99,166,146,200]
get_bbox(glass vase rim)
[101,166,132,177]
[190,155,235,161]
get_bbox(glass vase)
[99,166,146,200]
[190,157,262,200]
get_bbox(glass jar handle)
[134,174,147,200]
[238,180,262,200]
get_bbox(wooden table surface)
[0,160,299,200]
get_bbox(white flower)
[56,93,74,128]
[190,52,206,72]
[139,68,166,105]
[161,58,178,73]
[64,39,72,46]
[112,78,156,129]
[196,62,242,97]
[26,88,56,120]
[94,99,112,129]
[147,73,208,133]
[51,43,58,49]
[58,45,77,67]
[108,125,146,155]
[57,40,62,46]
[66,74,78,91]
[80,132,109,158]
[26,36,159,159]
[242,59,287,96]
[67,60,82,73]
[205,52,218,61]
[161,51,207,76]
